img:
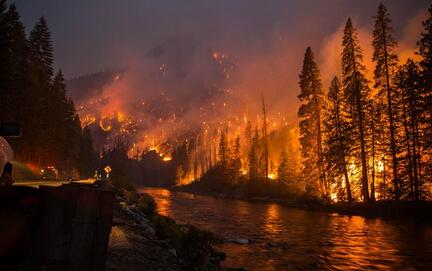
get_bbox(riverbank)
[106,188,238,271]
[173,184,432,222]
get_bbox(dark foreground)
[143,187,432,271]
[107,189,229,271]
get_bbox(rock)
[234,238,249,245]
[169,248,177,257]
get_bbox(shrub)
[137,193,156,215]
[151,214,224,270]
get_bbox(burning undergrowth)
[66,9,424,186]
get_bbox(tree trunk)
[411,106,421,201]
[382,24,400,200]
[262,97,269,180]
[371,119,376,202]
[401,99,415,200]
[349,39,369,202]
[356,90,370,202]
[342,157,353,203]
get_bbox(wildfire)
[81,114,96,127]
[268,173,277,180]
[163,155,172,162]
[330,192,338,202]
[99,118,112,132]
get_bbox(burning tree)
[298,47,325,196]
[341,18,371,202]
[323,77,353,203]
[372,3,401,200]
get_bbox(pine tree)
[79,126,98,178]
[0,0,9,104]
[277,150,290,184]
[245,120,252,145]
[248,127,260,180]
[51,70,82,173]
[298,47,325,196]
[261,96,269,180]
[0,4,28,123]
[396,59,423,200]
[25,16,55,165]
[232,135,242,180]
[324,77,353,203]
[372,3,401,200]
[218,130,228,168]
[341,18,371,202]
[417,4,432,190]
[29,16,53,78]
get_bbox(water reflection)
[142,188,432,271]
[263,204,282,237]
[150,188,171,216]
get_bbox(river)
[140,187,432,271]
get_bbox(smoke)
[69,3,427,155]
[398,9,429,63]
[319,9,427,89]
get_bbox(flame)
[99,118,112,132]
[163,155,172,162]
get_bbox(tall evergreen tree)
[261,96,269,180]
[277,150,289,184]
[29,16,53,79]
[232,135,242,181]
[417,4,432,189]
[372,3,401,200]
[0,0,9,104]
[396,59,423,200]
[218,130,228,168]
[0,4,28,123]
[298,47,325,196]
[324,77,353,203]
[24,16,55,164]
[248,127,260,180]
[342,18,371,202]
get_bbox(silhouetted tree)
[324,77,353,203]
[261,96,269,179]
[277,150,289,184]
[298,47,325,196]
[342,18,371,202]
[396,59,423,200]
[417,4,432,190]
[372,3,401,200]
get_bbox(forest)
[1,1,432,205]
[0,1,98,179]
[181,3,432,204]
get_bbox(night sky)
[11,0,429,78]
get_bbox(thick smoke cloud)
[14,0,429,152]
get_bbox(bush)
[151,214,224,270]
[137,193,156,215]
[122,189,140,203]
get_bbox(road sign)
[104,166,112,174]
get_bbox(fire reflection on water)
[152,188,172,217]
[263,204,282,237]
[142,188,432,271]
